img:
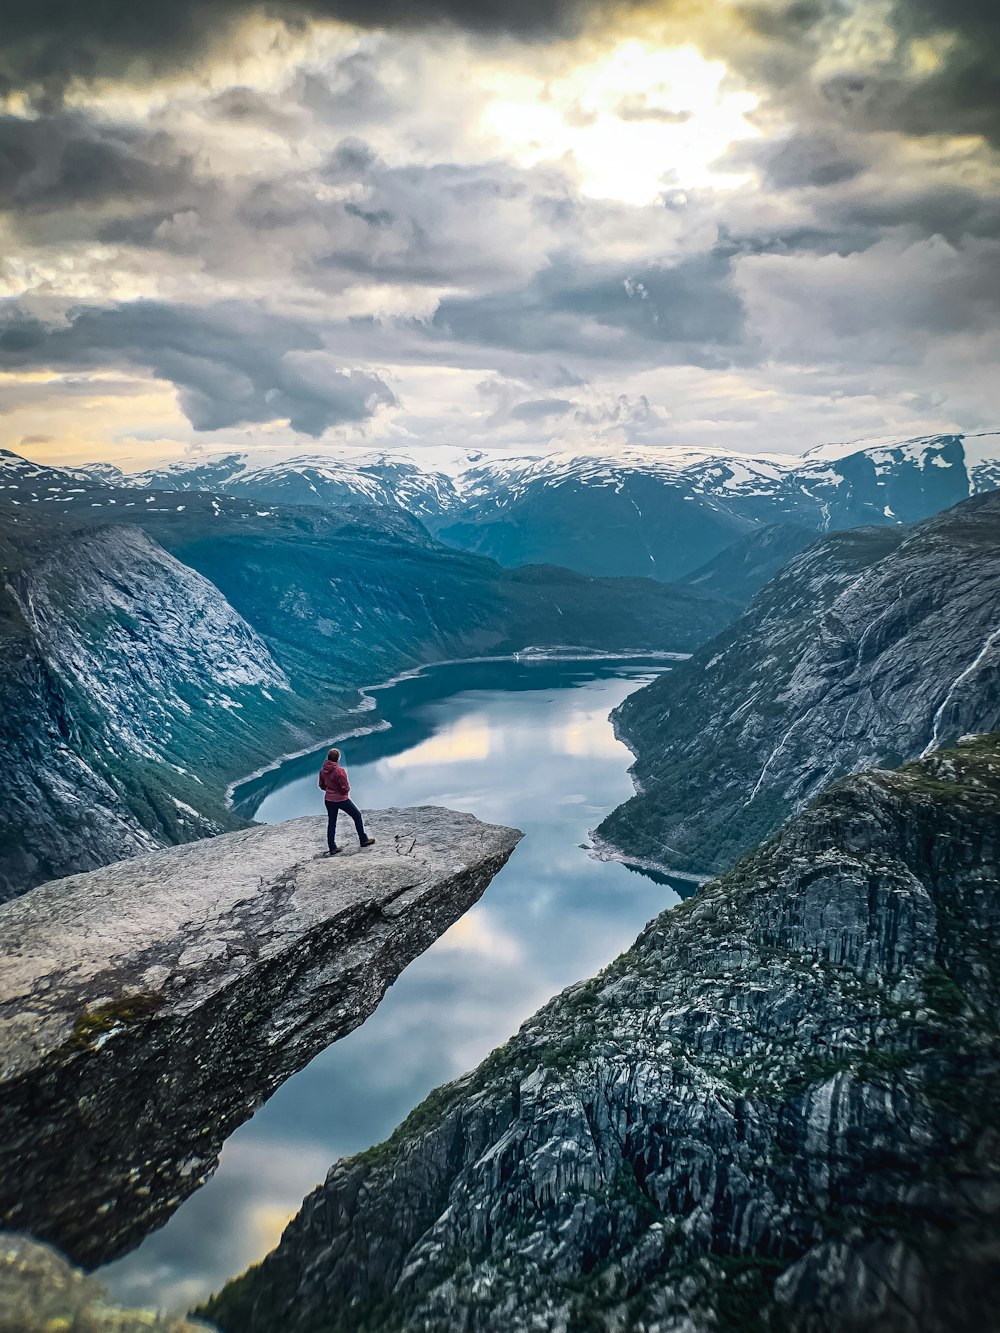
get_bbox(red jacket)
[319,760,350,802]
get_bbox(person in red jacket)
[318,748,375,855]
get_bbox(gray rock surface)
[204,737,1000,1333]
[0,808,521,1268]
[600,491,1000,875]
[0,1232,215,1333]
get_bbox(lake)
[100,656,696,1313]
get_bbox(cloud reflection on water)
[100,658,692,1314]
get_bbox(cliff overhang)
[0,807,521,1268]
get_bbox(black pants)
[326,798,366,850]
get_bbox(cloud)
[0,108,214,255]
[425,252,751,366]
[744,131,867,190]
[0,0,644,98]
[509,396,575,420]
[614,97,693,124]
[0,301,395,434]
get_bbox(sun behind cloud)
[479,39,758,204]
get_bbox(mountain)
[679,522,819,606]
[0,511,305,898]
[202,735,1000,1333]
[0,495,731,898]
[434,434,996,579]
[104,451,463,521]
[598,491,1000,877]
[56,431,1000,583]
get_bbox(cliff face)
[599,492,1000,876]
[204,737,1000,1333]
[0,522,310,900]
[0,808,521,1268]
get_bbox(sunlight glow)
[381,715,493,768]
[479,41,758,206]
[436,908,524,964]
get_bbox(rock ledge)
[0,807,521,1267]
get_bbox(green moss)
[921,964,967,1019]
[65,993,164,1052]
[700,1254,786,1333]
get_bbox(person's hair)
[328,748,341,762]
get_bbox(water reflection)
[101,658,697,1313]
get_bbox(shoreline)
[587,691,710,885]
[226,647,687,810]
[585,831,711,886]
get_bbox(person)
[318,748,376,856]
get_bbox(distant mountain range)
[598,490,1000,876]
[2,430,998,895]
[6,430,991,581]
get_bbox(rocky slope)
[0,517,308,899]
[203,736,1000,1333]
[0,496,730,897]
[679,523,819,606]
[599,491,1000,876]
[0,808,520,1268]
[0,1233,215,1333]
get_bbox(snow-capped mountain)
[9,429,999,581]
[93,450,465,520]
[437,432,999,578]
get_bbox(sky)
[0,0,998,468]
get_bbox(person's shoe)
[361,836,376,848]
[324,846,341,856]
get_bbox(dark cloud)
[426,253,751,367]
[614,98,693,124]
[0,109,205,246]
[749,131,866,190]
[0,301,395,434]
[740,0,1000,146]
[509,396,574,419]
[879,0,1000,143]
[0,0,627,98]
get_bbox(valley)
[1,434,998,1332]
[0,482,729,898]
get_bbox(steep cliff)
[203,737,1000,1333]
[0,519,312,899]
[599,491,1000,876]
[0,808,521,1268]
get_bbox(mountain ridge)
[598,490,1000,876]
[0,495,730,898]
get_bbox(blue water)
[101,657,695,1313]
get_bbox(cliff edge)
[0,808,521,1268]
